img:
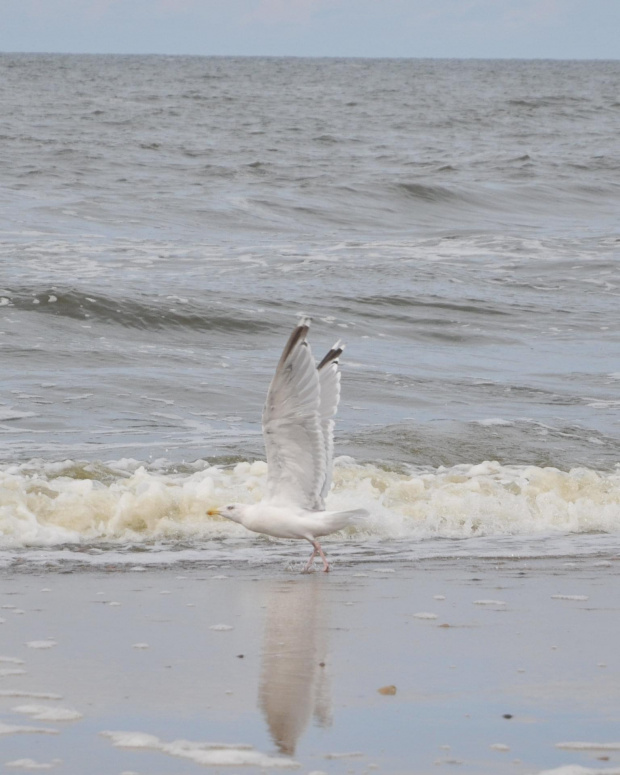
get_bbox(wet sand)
[1,556,619,775]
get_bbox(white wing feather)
[262,320,327,510]
[317,342,343,506]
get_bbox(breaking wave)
[1,457,619,550]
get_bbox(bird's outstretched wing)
[262,319,327,510]
[317,341,343,506]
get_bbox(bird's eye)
[227,506,234,511]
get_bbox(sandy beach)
[1,555,619,775]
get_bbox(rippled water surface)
[1,55,619,563]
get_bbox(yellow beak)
[207,508,220,516]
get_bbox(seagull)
[208,318,367,572]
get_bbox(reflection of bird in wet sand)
[208,319,367,572]
[259,577,331,755]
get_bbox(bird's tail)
[325,508,369,532]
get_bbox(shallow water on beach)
[1,54,620,563]
[1,561,620,775]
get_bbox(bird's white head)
[207,504,245,524]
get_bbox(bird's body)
[209,319,366,572]
[220,503,362,541]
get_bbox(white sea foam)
[4,759,57,770]
[0,409,37,422]
[0,722,58,736]
[474,600,506,606]
[556,743,620,751]
[1,457,620,549]
[551,595,589,601]
[100,730,299,768]
[0,691,62,700]
[537,767,620,775]
[12,704,82,722]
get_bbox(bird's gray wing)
[316,341,344,507]
[262,319,326,510]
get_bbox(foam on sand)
[1,457,620,549]
[536,766,620,775]
[0,722,58,736]
[12,704,82,722]
[100,730,299,768]
[474,599,507,606]
[0,691,63,700]
[551,595,589,601]
[555,742,620,751]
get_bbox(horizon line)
[1,50,618,62]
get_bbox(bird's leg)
[303,541,330,573]
[303,545,318,573]
[315,541,330,573]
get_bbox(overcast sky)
[1,0,618,59]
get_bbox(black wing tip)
[317,341,345,371]
[279,320,345,370]
[279,318,311,366]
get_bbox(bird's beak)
[207,508,220,516]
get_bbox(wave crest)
[1,458,619,549]
[3,288,269,332]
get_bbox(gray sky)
[1,0,618,59]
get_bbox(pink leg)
[303,545,318,573]
[315,541,330,573]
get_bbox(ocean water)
[1,54,620,567]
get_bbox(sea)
[1,54,619,570]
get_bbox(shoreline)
[1,557,619,773]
